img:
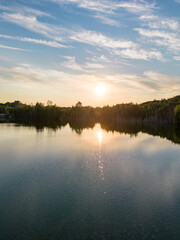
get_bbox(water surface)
[1,123,180,239]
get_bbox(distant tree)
[75,101,82,107]
[47,100,53,106]
[12,101,22,107]
[34,102,45,120]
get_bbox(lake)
[1,123,180,240]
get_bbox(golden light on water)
[97,130,103,145]
[97,129,105,182]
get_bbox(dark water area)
[1,122,180,239]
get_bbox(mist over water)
[1,123,180,240]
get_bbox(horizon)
[1,0,180,106]
[1,94,180,108]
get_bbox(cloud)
[71,29,136,49]
[0,34,67,48]
[115,1,156,14]
[115,48,164,61]
[174,56,180,61]
[49,0,155,27]
[87,54,110,63]
[94,14,120,26]
[0,44,28,51]
[59,56,104,72]
[50,0,156,14]
[60,56,85,71]
[0,4,51,17]
[140,15,179,31]
[148,19,179,31]
[135,28,175,39]
[0,64,102,91]
[108,71,180,92]
[17,5,51,17]
[140,15,157,20]
[138,14,180,55]
[0,6,11,11]
[1,63,180,106]
[1,13,65,40]
[18,37,67,48]
[135,28,180,52]
[1,64,180,94]
[143,71,180,91]
[50,0,116,14]
[70,29,164,61]
[85,63,104,69]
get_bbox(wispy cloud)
[148,19,179,31]
[50,0,116,14]
[71,29,136,49]
[17,5,51,17]
[59,56,104,72]
[70,29,163,61]
[135,28,175,39]
[135,28,180,52]
[0,4,51,17]
[60,56,85,72]
[116,1,156,14]
[0,34,67,48]
[50,0,156,14]
[0,44,28,51]
[1,64,179,93]
[115,48,164,61]
[49,0,156,28]
[86,54,110,63]
[85,63,104,69]
[1,63,180,105]
[138,13,180,56]
[94,14,120,26]
[143,71,180,91]
[1,13,51,36]
[1,13,65,40]
[140,15,179,31]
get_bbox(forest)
[1,95,180,125]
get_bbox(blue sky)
[0,0,180,106]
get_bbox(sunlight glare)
[95,85,106,96]
[97,130,103,145]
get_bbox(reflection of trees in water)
[101,120,180,144]
[69,120,95,135]
[13,119,180,144]
[68,120,180,144]
[13,120,67,132]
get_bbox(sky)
[0,0,180,106]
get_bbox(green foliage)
[174,105,180,123]
[1,96,180,124]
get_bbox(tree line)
[1,96,180,124]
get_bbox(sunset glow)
[97,130,103,145]
[95,86,106,96]
[0,0,180,106]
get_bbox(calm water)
[1,123,180,240]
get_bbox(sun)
[95,85,106,96]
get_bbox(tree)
[174,105,180,123]
[47,100,53,106]
[75,101,82,108]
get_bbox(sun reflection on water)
[96,129,105,184]
[97,130,102,145]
